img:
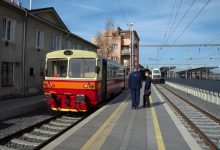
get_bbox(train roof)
[46,49,99,59]
[46,49,124,67]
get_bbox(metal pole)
[22,10,28,96]
[129,23,134,72]
[30,0,32,10]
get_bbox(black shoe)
[143,105,146,108]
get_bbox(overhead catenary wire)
[161,0,177,47]
[164,0,194,46]
[118,0,129,27]
[160,0,193,61]
[172,0,212,45]
[159,0,211,61]
[158,0,178,62]
[171,0,183,29]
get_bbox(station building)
[0,0,98,99]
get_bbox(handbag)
[144,89,151,96]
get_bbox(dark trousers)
[130,89,140,107]
[143,94,150,107]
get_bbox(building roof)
[28,7,69,32]
[120,30,140,41]
[1,0,26,13]
[69,33,99,50]
[2,2,98,50]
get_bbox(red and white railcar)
[43,50,125,112]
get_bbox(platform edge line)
[150,96,166,150]
[152,85,202,150]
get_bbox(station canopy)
[176,66,218,74]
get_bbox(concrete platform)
[0,95,46,121]
[42,84,201,150]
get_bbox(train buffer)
[41,83,207,150]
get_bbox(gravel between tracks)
[0,108,59,139]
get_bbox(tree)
[94,18,118,57]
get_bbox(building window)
[112,44,118,49]
[77,44,82,50]
[51,35,63,50]
[2,62,13,87]
[35,30,44,49]
[111,57,117,61]
[30,68,34,76]
[65,39,72,49]
[56,36,62,50]
[51,34,55,50]
[2,18,16,42]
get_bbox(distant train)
[43,49,125,112]
[152,68,164,83]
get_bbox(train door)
[102,59,107,100]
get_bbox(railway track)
[0,114,84,150]
[155,84,220,150]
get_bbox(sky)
[19,0,220,71]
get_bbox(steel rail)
[0,114,62,145]
[161,84,220,124]
[33,115,85,150]
[155,84,218,150]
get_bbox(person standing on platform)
[143,70,152,107]
[128,66,142,109]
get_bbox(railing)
[166,81,220,105]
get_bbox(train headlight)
[83,84,88,88]
[89,83,94,88]
[76,94,86,103]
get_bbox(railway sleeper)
[42,124,65,130]
[23,133,50,141]
[196,124,220,129]
[0,145,16,150]
[50,121,71,126]
[34,129,58,135]
[11,139,39,147]
[56,118,78,123]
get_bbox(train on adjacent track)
[43,49,125,112]
[151,68,164,83]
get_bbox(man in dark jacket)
[143,70,152,107]
[128,67,142,109]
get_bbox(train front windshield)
[69,58,96,78]
[46,59,67,77]
[153,70,160,74]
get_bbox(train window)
[46,59,67,77]
[118,68,124,77]
[153,70,160,74]
[69,58,96,78]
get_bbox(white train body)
[152,68,162,83]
